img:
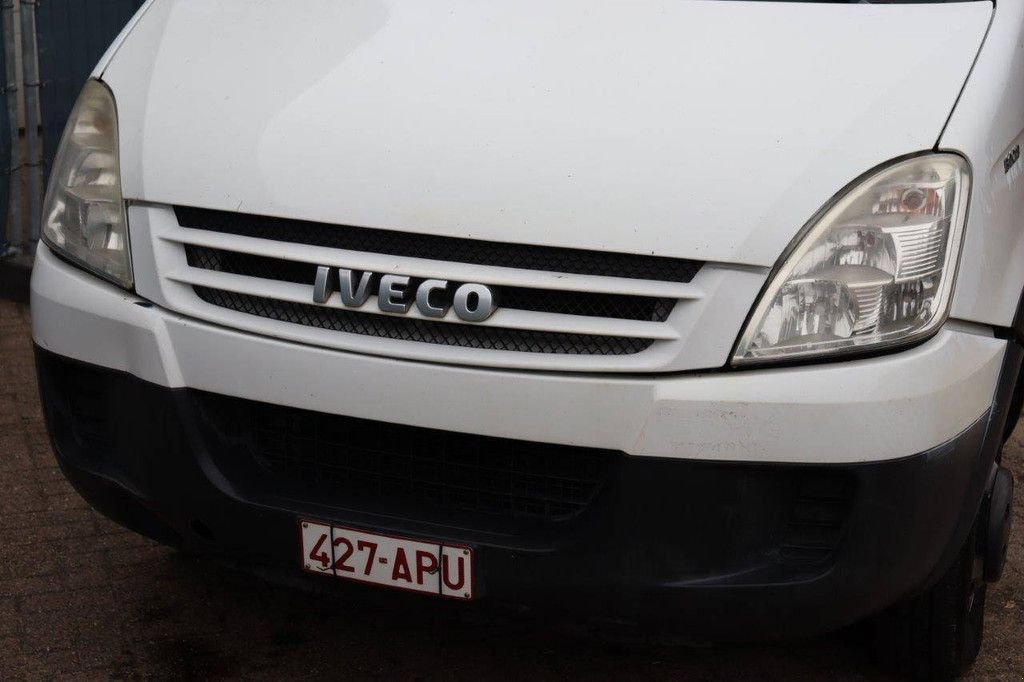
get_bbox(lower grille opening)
[778,474,855,565]
[194,286,656,355]
[37,358,115,463]
[193,393,616,531]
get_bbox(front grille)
[175,206,703,283]
[194,393,615,528]
[186,246,675,322]
[168,206,696,365]
[195,287,655,355]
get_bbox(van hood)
[103,0,992,267]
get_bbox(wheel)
[872,525,986,681]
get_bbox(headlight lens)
[41,80,131,288]
[733,154,970,365]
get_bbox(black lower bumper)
[35,346,1012,639]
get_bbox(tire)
[872,526,986,681]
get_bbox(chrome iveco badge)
[312,266,497,322]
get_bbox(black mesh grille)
[779,475,855,565]
[194,287,655,355]
[194,393,615,526]
[186,246,675,323]
[175,206,703,283]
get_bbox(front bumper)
[36,347,1009,639]
[30,247,1017,637]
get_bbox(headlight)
[733,154,970,365]
[41,80,131,288]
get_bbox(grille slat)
[194,286,655,355]
[175,206,703,283]
[185,246,675,323]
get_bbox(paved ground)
[1,298,1022,680]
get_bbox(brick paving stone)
[1,297,1022,680]
[0,507,98,532]
[0,598,18,639]
[0,521,94,551]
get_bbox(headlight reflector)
[41,80,131,288]
[733,154,970,365]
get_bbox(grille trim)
[174,206,703,284]
[139,203,756,373]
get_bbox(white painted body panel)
[944,2,1024,328]
[31,246,1005,464]
[35,0,1024,466]
[101,0,991,266]
[89,0,158,79]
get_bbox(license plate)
[299,520,474,600]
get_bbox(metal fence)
[0,2,15,257]
[1,0,145,258]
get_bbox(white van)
[30,1,1022,678]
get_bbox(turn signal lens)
[733,154,970,365]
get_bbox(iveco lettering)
[30,1,1023,679]
[312,266,498,321]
